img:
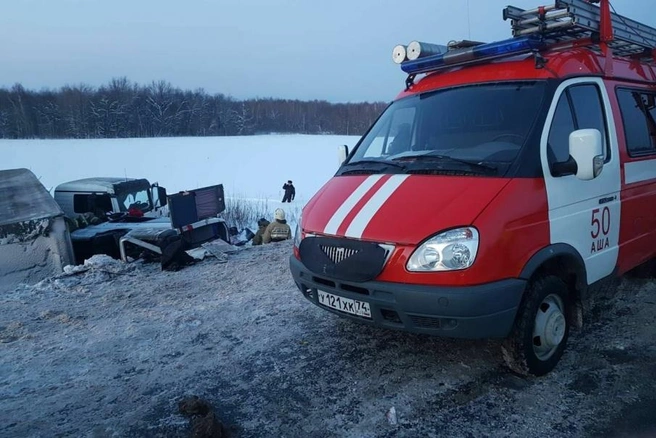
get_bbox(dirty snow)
[1,241,655,437]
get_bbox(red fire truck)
[290,0,656,376]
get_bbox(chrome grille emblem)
[321,245,359,264]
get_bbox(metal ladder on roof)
[503,0,656,62]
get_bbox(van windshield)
[345,81,547,176]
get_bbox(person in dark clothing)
[282,180,295,203]
[251,218,270,246]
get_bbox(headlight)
[406,227,479,272]
[293,214,302,248]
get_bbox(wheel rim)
[532,293,566,361]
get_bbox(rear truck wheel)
[501,275,570,377]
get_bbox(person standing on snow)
[263,208,292,243]
[282,180,295,203]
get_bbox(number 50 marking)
[591,206,611,239]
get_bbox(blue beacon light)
[400,36,545,75]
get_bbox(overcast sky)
[0,0,651,103]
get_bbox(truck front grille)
[298,235,392,283]
[320,245,359,264]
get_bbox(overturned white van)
[0,168,75,292]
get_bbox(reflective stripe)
[323,175,384,236]
[344,174,410,239]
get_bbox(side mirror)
[157,186,167,207]
[569,128,604,181]
[338,144,349,166]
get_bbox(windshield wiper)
[392,154,497,173]
[344,159,406,170]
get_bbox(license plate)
[317,290,371,318]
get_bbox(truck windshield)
[116,188,152,213]
[346,81,547,176]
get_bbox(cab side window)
[616,89,656,157]
[568,85,609,159]
[547,92,575,165]
[73,194,113,214]
[547,83,609,175]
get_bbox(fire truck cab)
[290,0,656,376]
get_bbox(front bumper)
[290,255,526,339]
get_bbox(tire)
[501,275,570,377]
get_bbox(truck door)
[541,77,621,286]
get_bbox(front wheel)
[501,275,570,377]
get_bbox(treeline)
[0,77,388,139]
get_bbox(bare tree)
[0,79,387,139]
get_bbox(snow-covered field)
[1,134,361,202]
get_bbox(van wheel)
[501,275,570,377]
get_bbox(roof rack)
[505,0,656,60]
[394,0,656,88]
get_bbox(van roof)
[55,177,145,194]
[0,168,64,227]
[397,47,656,100]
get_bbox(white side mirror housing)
[338,144,349,166]
[569,128,604,181]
